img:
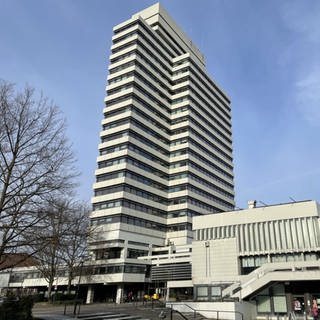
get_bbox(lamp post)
[73,259,85,316]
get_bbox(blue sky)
[1,0,319,209]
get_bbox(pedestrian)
[311,299,319,320]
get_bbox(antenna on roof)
[289,197,296,202]
[259,201,267,206]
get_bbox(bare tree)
[59,201,91,294]
[31,198,71,301]
[0,80,77,270]
[31,198,91,300]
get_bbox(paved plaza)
[32,302,170,320]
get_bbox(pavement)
[32,302,170,320]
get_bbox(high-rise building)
[89,3,234,302]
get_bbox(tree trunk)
[67,269,73,295]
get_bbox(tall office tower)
[89,3,234,302]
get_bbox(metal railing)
[167,303,243,320]
[223,260,320,299]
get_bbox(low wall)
[166,301,257,320]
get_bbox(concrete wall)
[192,238,240,284]
[167,301,257,320]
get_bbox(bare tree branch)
[0,80,78,270]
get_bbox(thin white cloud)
[295,67,320,125]
[281,1,320,126]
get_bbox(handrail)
[223,260,320,298]
[168,303,197,319]
[191,308,243,320]
[169,308,189,320]
[167,302,243,320]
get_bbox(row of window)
[110,50,135,64]
[189,102,232,144]
[94,183,167,205]
[134,70,171,104]
[99,142,167,169]
[183,56,231,108]
[95,157,233,208]
[98,147,232,194]
[111,29,230,127]
[111,125,232,177]
[189,117,232,153]
[188,172,234,201]
[188,148,234,179]
[104,106,231,160]
[107,83,132,96]
[98,143,232,192]
[112,29,137,45]
[189,127,232,161]
[109,60,135,75]
[188,183,234,206]
[167,195,222,213]
[136,61,171,96]
[169,147,233,180]
[134,21,176,59]
[108,71,134,85]
[189,86,231,128]
[189,160,233,189]
[98,156,167,179]
[172,69,231,131]
[127,103,170,134]
[189,93,231,135]
[110,40,230,129]
[10,263,147,283]
[155,24,185,56]
[91,213,166,230]
[113,19,183,63]
[96,169,166,192]
[188,70,231,120]
[189,137,233,170]
[93,264,146,275]
[100,127,227,174]
[112,31,172,75]
[95,248,121,260]
[127,248,149,259]
[135,49,172,84]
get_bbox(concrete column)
[166,287,170,301]
[116,284,124,304]
[86,285,94,304]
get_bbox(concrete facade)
[89,2,234,302]
[190,200,320,318]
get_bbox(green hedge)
[0,296,33,320]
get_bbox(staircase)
[222,260,320,300]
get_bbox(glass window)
[257,296,271,313]
[273,296,287,313]
[211,287,221,297]
[273,284,285,295]
[196,286,209,301]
